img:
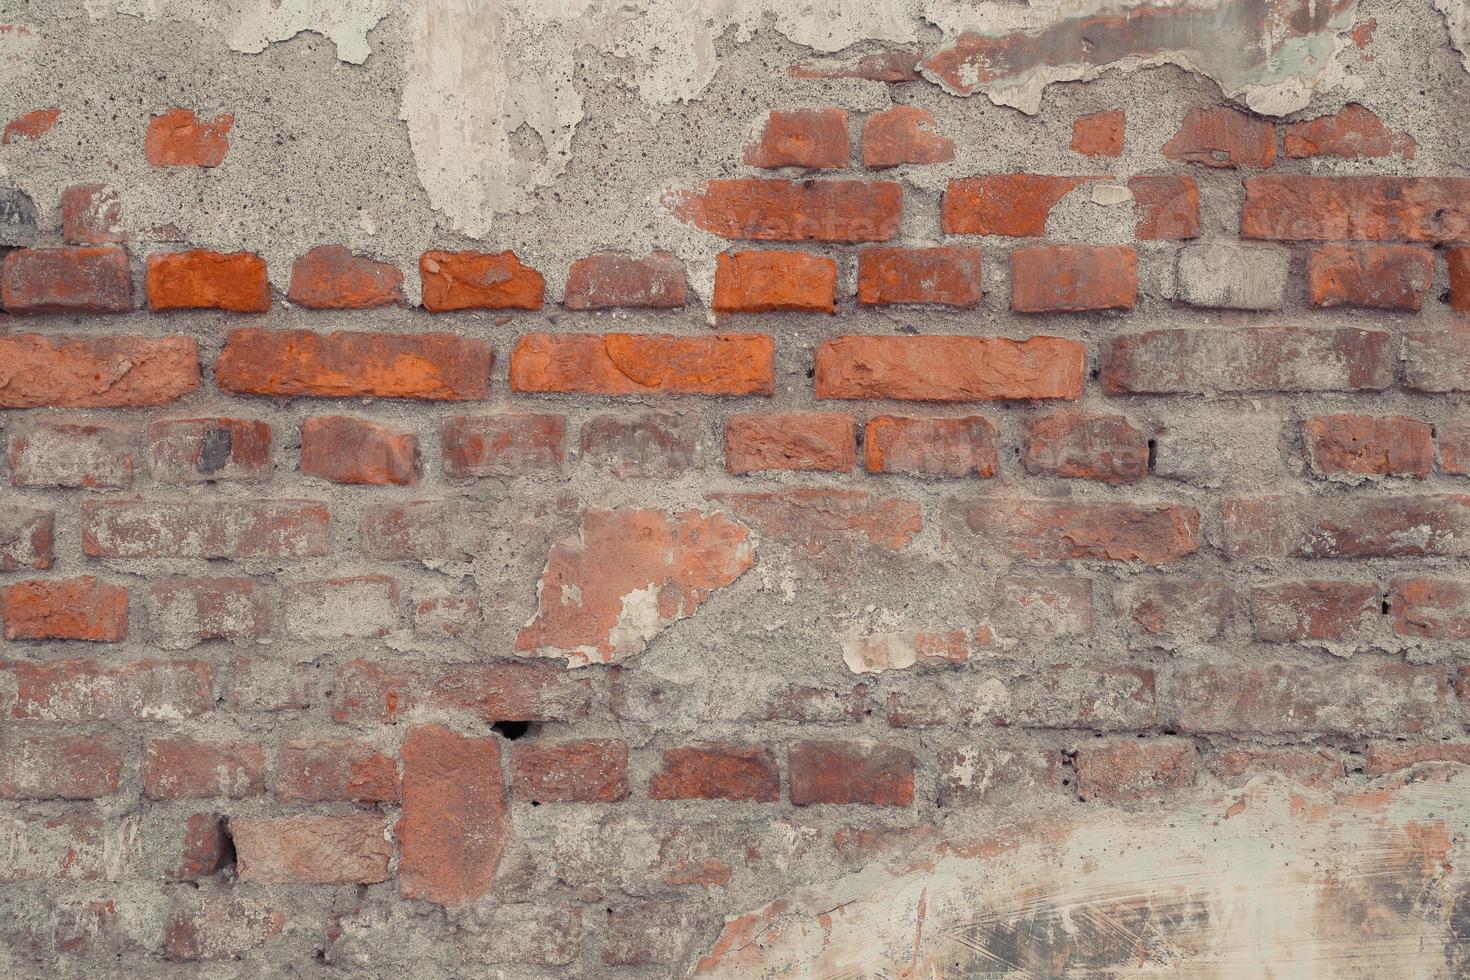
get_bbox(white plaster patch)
[82,0,393,63]
[1438,0,1470,76]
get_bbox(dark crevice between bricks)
[492,719,536,741]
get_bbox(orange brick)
[420,249,543,311]
[712,250,835,313]
[147,250,269,312]
[216,329,492,400]
[816,335,1084,402]
[857,246,981,307]
[510,333,774,396]
[743,109,848,168]
[2,577,127,642]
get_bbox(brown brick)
[145,107,232,167]
[815,335,1085,401]
[1011,244,1136,312]
[1439,417,1470,474]
[1222,495,1470,558]
[1021,413,1148,484]
[1071,109,1123,156]
[147,418,271,483]
[1129,175,1199,240]
[62,183,125,244]
[1405,326,1470,393]
[744,108,848,168]
[2,246,131,313]
[420,249,543,311]
[1284,103,1415,160]
[0,334,199,408]
[1448,247,1470,312]
[1303,414,1433,478]
[276,739,400,803]
[399,724,507,904]
[1391,578,1470,642]
[0,735,122,799]
[863,415,997,478]
[564,252,685,309]
[1162,107,1275,168]
[581,412,702,478]
[1364,741,1470,775]
[443,413,565,478]
[147,250,269,312]
[725,412,856,474]
[671,178,901,242]
[301,416,419,486]
[857,246,981,307]
[862,106,953,167]
[216,328,492,400]
[1,659,212,721]
[331,658,593,724]
[1242,176,1470,241]
[945,499,1199,564]
[510,332,774,396]
[1252,580,1382,644]
[1074,739,1196,801]
[144,738,264,799]
[649,744,779,801]
[789,740,914,806]
[511,739,629,803]
[1308,244,1433,310]
[287,245,403,309]
[712,250,836,313]
[232,815,391,885]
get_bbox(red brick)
[1222,495,1470,558]
[744,108,848,168]
[711,250,836,313]
[1241,176,1470,241]
[1162,106,1275,168]
[2,659,212,721]
[420,249,543,311]
[1129,175,1200,240]
[1448,247,1470,312]
[1284,103,1415,159]
[789,740,914,806]
[511,332,773,396]
[1075,739,1196,801]
[511,739,629,803]
[285,576,399,641]
[147,418,271,483]
[564,251,685,309]
[581,411,702,478]
[725,412,856,474]
[1209,748,1346,788]
[301,416,419,486]
[147,250,268,312]
[1120,578,1232,646]
[287,245,403,309]
[1364,741,1470,775]
[863,415,997,478]
[1021,412,1148,484]
[443,413,565,478]
[649,744,779,801]
[670,178,901,242]
[276,738,400,803]
[942,174,1096,236]
[145,107,232,167]
[9,419,134,489]
[216,328,492,400]
[857,246,981,307]
[1405,326,1470,393]
[0,334,199,408]
[144,738,264,799]
[174,813,233,880]
[2,108,59,145]
[862,106,953,168]
[815,335,1085,402]
[1103,326,1392,394]
[1303,414,1433,478]
[0,505,53,572]
[1251,580,1381,644]
[1071,110,1123,157]
[1439,417,1470,474]
[1,246,131,313]
[0,735,121,799]
[3,577,126,642]
[399,724,507,904]
[232,815,392,885]
[945,499,1199,564]
[1011,244,1136,312]
[1308,244,1433,310]
[61,183,125,244]
[83,499,330,559]
[331,658,593,724]
[147,576,272,650]
[1391,578,1470,642]
[0,812,107,882]
[163,898,284,962]
[713,489,921,555]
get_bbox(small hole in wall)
[1381,599,1392,615]
[1089,368,1100,380]
[492,720,534,740]
[806,367,815,379]
[1147,439,1158,471]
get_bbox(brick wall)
[3,4,1470,976]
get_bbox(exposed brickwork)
[744,108,849,169]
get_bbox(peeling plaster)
[81,0,393,63]
[1437,0,1470,76]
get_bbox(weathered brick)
[284,576,399,641]
[841,628,991,673]
[225,657,316,712]
[443,413,565,478]
[581,411,702,478]
[857,246,981,307]
[993,574,1095,639]
[789,740,914,806]
[511,739,629,803]
[1162,106,1275,168]
[331,658,593,724]
[1284,103,1415,159]
[0,334,199,408]
[145,107,232,167]
[1119,578,1232,648]
[945,499,1199,564]
[301,416,419,486]
[82,499,330,559]
[937,745,1061,807]
[61,184,124,244]
[671,178,901,241]
[232,815,391,885]
[0,735,121,799]
[1222,495,1470,558]
[3,108,60,145]
[458,904,582,966]
[510,332,773,396]
[420,249,543,311]
[287,245,403,309]
[2,659,212,721]
[2,246,131,313]
[1173,243,1288,310]
[1363,741,1470,775]
[3,576,128,642]
[0,812,109,882]
[174,813,233,880]
[862,106,953,167]
[1391,578,1470,642]
[0,505,53,572]
[1103,327,1392,394]
[649,744,779,801]
[725,412,856,474]
[1449,247,1470,313]
[1011,244,1136,312]
[1074,739,1196,802]
[1209,748,1347,788]
[9,419,134,489]
[1303,414,1433,479]
[713,489,921,556]
[147,418,271,483]
[942,174,1095,236]
[1021,413,1148,484]
[276,738,400,803]
[1440,417,1470,475]
[603,901,707,966]
[147,576,271,650]
[1128,175,1199,240]
[815,335,1085,401]
[399,724,507,904]
[1308,244,1433,310]
[1241,176,1470,241]
[216,328,492,400]
[146,250,269,312]
[712,250,835,312]
[864,415,997,478]
[1071,109,1123,156]
[1404,326,1470,393]
[1251,580,1382,644]
[789,50,922,82]
[744,108,848,168]
[163,898,284,962]
[564,252,685,309]
[144,738,264,799]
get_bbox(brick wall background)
[3,1,1470,976]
